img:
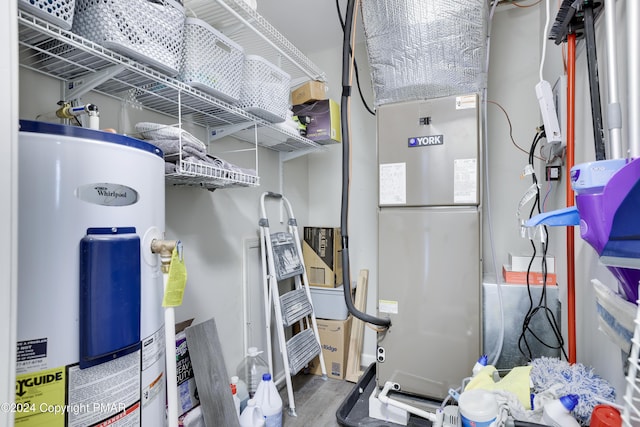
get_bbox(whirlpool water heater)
[17,120,167,426]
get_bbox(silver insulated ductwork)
[361,0,488,106]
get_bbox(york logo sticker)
[408,135,444,147]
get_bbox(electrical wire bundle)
[518,127,568,362]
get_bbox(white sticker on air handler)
[456,95,477,110]
[76,183,139,206]
[379,299,398,314]
[379,163,406,205]
[454,159,477,204]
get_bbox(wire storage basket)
[237,55,291,123]
[19,0,76,30]
[179,18,245,104]
[72,0,185,76]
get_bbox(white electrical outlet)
[536,80,562,145]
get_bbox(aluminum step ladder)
[259,191,327,417]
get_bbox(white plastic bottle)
[231,383,241,419]
[253,373,283,427]
[237,347,270,398]
[542,394,580,427]
[239,398,265,427]
[232,375,250,412]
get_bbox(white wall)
[1,2,18,425]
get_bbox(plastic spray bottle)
[541,394,580,427]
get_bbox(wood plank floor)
[278,373,355,427]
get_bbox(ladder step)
[270,232,304,281]
[280,288,313,327]
[286,328,321,376]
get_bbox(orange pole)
[566,33,577,364]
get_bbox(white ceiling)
[254,0,364,55]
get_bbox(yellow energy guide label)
[13,367,66,426]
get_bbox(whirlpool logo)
[94,186,127,199]
[408,135,444,147]
[76,183,139,206]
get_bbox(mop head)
[530,357,616,425]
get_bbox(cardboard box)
[291,80,327,105]
[176,319,200,417]
[309,316,352,380]
[292,99,342,145]
[502,264,557,285]
[508,253,555,273]
[303,227,343,288]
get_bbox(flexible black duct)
[340,0,391,328]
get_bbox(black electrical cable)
[340,0,390,328]
[521,130,567,360]
[519,130,566,359]
[335,0,375,116]
[518,128,568,361]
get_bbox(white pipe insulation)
[377,381,439,423]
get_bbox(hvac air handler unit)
[376,94,482,401]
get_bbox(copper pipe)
[566,33,577,364]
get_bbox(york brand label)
[76,183,139,206]
[408,135,444,147]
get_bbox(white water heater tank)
[17,120,167,426]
